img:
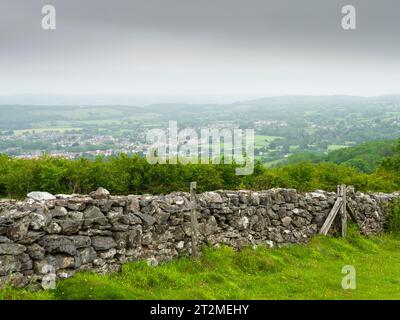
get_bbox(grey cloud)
[0,0,399,96]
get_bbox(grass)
[254,135,282,147]
[327,144,349,151]
[1,230,400,300]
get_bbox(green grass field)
[254,135,282,147]
[1,230,400,300]
[327,144,349,151]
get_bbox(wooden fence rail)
[319,184,357,237]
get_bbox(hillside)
[1,95,400,162]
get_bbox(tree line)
[0,140,399,199]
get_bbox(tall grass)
[1,232,400,300]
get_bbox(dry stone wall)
[0,187,398,289]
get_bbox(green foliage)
[250,161,399,193]
[0,140,399,199]
[387,199,400,234]
[286,140,398,173]
[0,285,54,300]
[381,140,400,185]
[0,154,254,198]
[2,234,400,300]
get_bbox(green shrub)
[387,198,400,234]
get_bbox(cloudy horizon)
[1,0,400,99]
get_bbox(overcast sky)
[0,0,399,101]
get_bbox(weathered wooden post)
[346,186,358,224]
[340,184,347,237]
[320,184,344,236]
[320,184,356,237]
[190,181,199,258]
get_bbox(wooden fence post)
[320,184,355,237]
[320,184,344,236]
[340,184,347,237]
[190,181,199,258]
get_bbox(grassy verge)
[1,230,400,300]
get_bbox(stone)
[124,213,143,225]
[135,212,156,226]
[200,216,218,235]
[46,222,62,234]
[37,235,77,256]
[127,197,140,212]
[176,241,185,250]
[50,206,68,217]
[266,240,274,248]
[200,192,223,203]
[26,244,46,260]
[67,202,86,211]
[127,227,142,248]
[55,255,75,269]
[93,258,105,267]
[56,219,82,235]
[286,203,295,210]
[142,233,152,245]
[155,212,170,225]
[267,209,279,220]
[292,217,306,228]
[251,215,265,232]
[308,191,327,200]
[77,247,97,265]
[89,187,110,200]
[22,258,36,273]
[113,232,129,249]
[0,272,30,289]
[68,211,84,221]
[18,231,45,244]
[27,192,56,202]
[91,236,117,251]
[70,236,91,248]
[29,211,50,231]
[250,193,260,205]
[236,216,249,230]
[107,208,123,222]
[79,229,112,236]
[292,208,303,215]
[99,248,117,259]
[83,206,108,227]
[7,220,29,241]
[57,269,76,279]
[0,255,21,276]
[98,199,114,213]
[282,216,292,226]
[172,227,185,241]
[33,257,57,274]
[0,209,30,220]
[111,223,129,232]
[239,193,247,204]
[0,243,26,255]
[0,236,11,243]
